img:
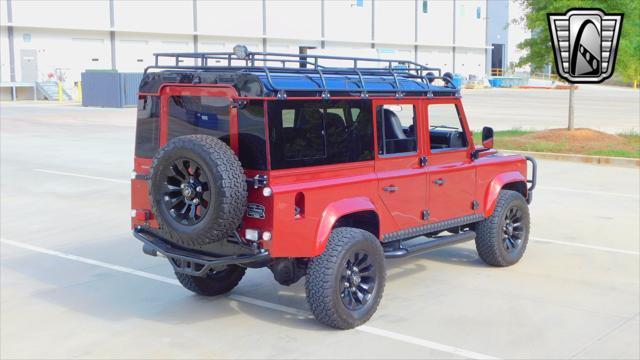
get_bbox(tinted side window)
[167,96,230,143]
[135,96,160,158]
[238,102,267,170]
[376,104,417,155]
[428,104,468,151]
[268,100,373,169]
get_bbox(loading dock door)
[20,49,38,82]
[491,44,504,75]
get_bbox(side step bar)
[384,230,476,259]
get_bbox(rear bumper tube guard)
[524,155,537,203]
[133,227,270,277]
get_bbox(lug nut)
[196,186,202,192]
[193,198,199,204]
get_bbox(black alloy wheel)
[162,158,211,226]
[340,250,377,311]
[501,206,524,253]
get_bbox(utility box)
[81,71,144,108]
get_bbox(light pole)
[567,85,575,130]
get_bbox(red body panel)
[131,86,529,258]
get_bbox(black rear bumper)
[133,227,270,277]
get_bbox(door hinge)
[472,200,479,210]
[422,209,430,221]
[419,156,428,167]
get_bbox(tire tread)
[475,190,530,267]
[305,227,385,329]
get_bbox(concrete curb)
[498,149,640,168]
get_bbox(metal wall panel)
[81,70,142,107]
[81,70,120,107]
[119,72,144,107]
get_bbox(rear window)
[238,102,267,170]
[167,96,231,143]
[135,96,160,158]
[167,96,267,170]
[267,100,373,169]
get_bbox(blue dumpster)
[81,71,144,108]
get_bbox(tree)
[514,0,639,83]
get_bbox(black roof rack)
[146,45,459,98]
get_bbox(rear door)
[374,99,428,230]
[424,100,477,223]
[159,86,238,153]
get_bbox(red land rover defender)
[131,46,537,329]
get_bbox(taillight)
[131,209,150,221]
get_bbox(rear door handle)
[383,185,399,193]
[433,178,446,186]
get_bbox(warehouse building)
[0,0,509,100]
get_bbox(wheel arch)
[313,197,380,257]
[484,171,527,217]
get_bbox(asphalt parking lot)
[463,84,640,133]
[1,102,639,359]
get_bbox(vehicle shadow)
[2,239,486,331]
[413,245,487,268]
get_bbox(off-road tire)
[305,227,386,329]
[149,135,247,249]
[175,265,246,296]
[475,190,530,267]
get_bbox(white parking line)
[536,186,639,199]
[33,168,640,200]
[33,169,129,184]
[531,237,639,256]
[0,237,499,360]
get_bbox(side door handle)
[433,178,446,186]
[383,185,399,193]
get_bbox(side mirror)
[481,126,494,149]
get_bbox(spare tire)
[149,135,247,248]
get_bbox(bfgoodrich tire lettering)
[149,135,247,248]
[475,190,530,266]
[305,227,386,329]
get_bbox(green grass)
[471,128,639,159]
[587,149,639,158]
[472,129,534,144]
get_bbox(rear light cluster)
[130,209,150,221]
[245,228,272,242]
